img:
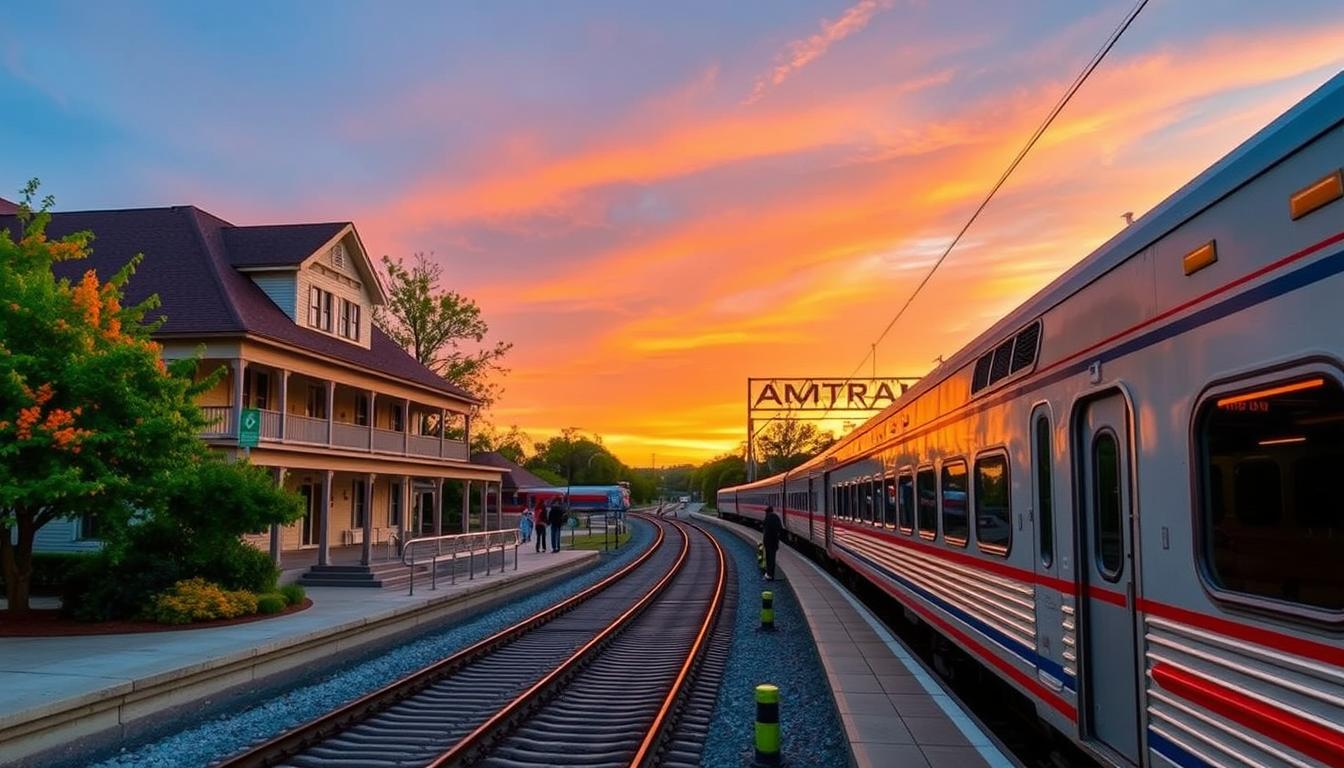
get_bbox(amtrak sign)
[748,377,914,412]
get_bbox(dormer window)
[330,243,346,270]
[308,286,334,332]
[339,298,361,341]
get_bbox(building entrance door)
[299,484,317,547]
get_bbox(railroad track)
[219,515,726,768]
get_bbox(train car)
[721,71,1344,768]
[524,485,630,514]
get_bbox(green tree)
[374,254,512,411]
[754,416,834,474]
[471,422,532,465]
[692,453,747,507]
[0,183,208,614]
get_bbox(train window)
[1034,414,1054,568]
[883,475,897,527]
[941,460,969,546]
[898,473,914,533]
[1198,375,1344,612]
[975,454,1010,556]
[916,467,937,539]
[867,478,879,524]
[1093,431,1123,581]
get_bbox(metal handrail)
[402,528,520,595]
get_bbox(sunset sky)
[5,1,1344,466]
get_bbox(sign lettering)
[749,377,913,413]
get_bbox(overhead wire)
[811,0,1151,431]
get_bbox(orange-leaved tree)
[0,181,208,614]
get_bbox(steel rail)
[630,519,727,766]
[218,517,668,768]
[425,518,694,766]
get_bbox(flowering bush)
[147,578,257,625]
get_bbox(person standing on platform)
[534,500,548,553]
[549,498,566,552]
[520,504,534,544]
[762,504,782,581]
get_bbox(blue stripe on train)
[837,541,1077,692]
[1148,729,1212,768]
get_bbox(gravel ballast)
[89,520,656,768]
[700,525,849,767]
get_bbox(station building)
[8,204,506,568]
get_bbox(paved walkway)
[693,511,1016,768]
[0,543,593,730]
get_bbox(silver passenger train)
[720,72,1344,767]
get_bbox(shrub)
[279,584,306,606]
[256,593,287,615]
[0,553,93,595]
[147,578,258,625]
[63,549,183,622]
[195,539,278,594]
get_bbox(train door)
[823,472,834,551]
[807,477,815,541]
[1074,392,1140,765]
[1029,406,1065,689]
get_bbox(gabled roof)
[0,198,18,215]
[471,452,554,491]
[223,222,349,268]
[1,205,475,402]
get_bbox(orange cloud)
[746,0,898,103]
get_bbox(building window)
[1033,415,1054,568]
[306,384,326,419]
[916,468,937,539]
[330,243,346,269]
[355,393,369,426]
[308,287,334,332]
[352,479,367,529]
[77,511,100,541]
[247,369,271,411]
[941,460,968,546]
[339,299,361,341]
[391,403,404,432]
[389,482,402,527]
[974,453,1011,555]
[897,473,914,533]
[1198,375,1344,612]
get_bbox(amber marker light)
[1216,378,1325,407]
[1289,170,1343,220]
[1183,240,1218,276]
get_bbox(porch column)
[439,408,447,456]
[317,470,333,566]
[232,359,246,432]
[462,480,471,533]
[270,467,287,566]
[361,473,375,565]
[402,399,410,454]
[400,475,411,549]
[433,478,444,536]
[324,380,335,444]
[277,369,290,440]
[480,482,488,531]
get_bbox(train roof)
[730,69,1344,492]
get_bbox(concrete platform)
[693,511,1016,768]
[0,544,597,765]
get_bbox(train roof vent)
[1010,321,1041,373]
[971,353,993,393]
[988,338,1014,384]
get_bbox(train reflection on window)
[941,460,968,546]
[917,468,937,538]
[975,454,1010,556]
[898,473,914,533]
[1093,431,1124,581]
[1199,375,1344,612]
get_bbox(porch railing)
[287,413,328,444]
[200,405,235,437]
[198,407,475,464]
[401,528,519,595]
[332,421,371,450]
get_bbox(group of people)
[519,499,567,553]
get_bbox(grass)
[562,520,634,551]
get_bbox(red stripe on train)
[836,550,1077,721]
[1151,662,1344,766]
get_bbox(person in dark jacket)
[548,498,566,552]
[762,505,782,580]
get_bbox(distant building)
[4,205,505,567]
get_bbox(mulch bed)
[0,598,313,637]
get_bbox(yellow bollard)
[760,590,774,630]
[755,683,781,765]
